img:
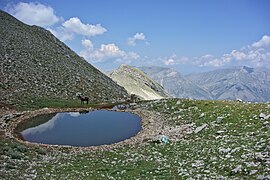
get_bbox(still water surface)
[20,110,141,147]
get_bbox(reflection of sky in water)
[21,113,62,136]
[20,110,141,147]
[68,112,80,117]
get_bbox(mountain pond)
[18,110,141,147]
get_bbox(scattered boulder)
[194,124,208,134]
[249,170,258,175]
[259,113,266,119]
[219,147,231,154]
[199,113,205,118]
[264,114,270,120]
[216,116,224,123]
[263,121,269,127]
[257,175,270,180]
[231,165,242,175]
[259,113,270,120]
[236,98,243,102]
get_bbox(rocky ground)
[0,98,269,179]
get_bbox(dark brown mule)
[78,95,89,104]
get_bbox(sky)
[1,0,270,74]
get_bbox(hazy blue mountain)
[186,66,270,102]
[139,66,212,100]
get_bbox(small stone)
[236,98,243,102]
[241,154,247,159]
[259,113,266,119]
[216,117,224,123]
[264,114,270,120]
[245,161,258,167]
[231,165,242,175]
[219,147,231,154]
[263,121,269,127]
[257,175,270,180]
[249,170,258,175]
[217,130,225,134]
[194,124,207,134]
[217,176,225,180]
[199,113,205,118]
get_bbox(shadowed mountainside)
[0,10,128,107]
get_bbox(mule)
[77,95,89,104]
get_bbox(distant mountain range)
[186,66,270,102]
[0,10,128,106]
[139,66,212,100]
[139,66,270,102]
[109,65,170,100]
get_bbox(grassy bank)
[1,99,269,179]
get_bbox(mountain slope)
[139,66,212,100]
[186,66,270,102]
[109,65,170,100]
[0,10,128,107]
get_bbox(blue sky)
[1,0,270,73]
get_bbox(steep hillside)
[110,65,170,100]
[139,66,212,100]
[186,66,270,102]
[0,10,128,107]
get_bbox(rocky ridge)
[110,65,170,100]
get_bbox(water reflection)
[21,113,62,136]
[69,112,80,117]
[20,110,141,147]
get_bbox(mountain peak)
[240,66,254,73]
[110,65,170,100]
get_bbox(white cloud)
[230,50,246,60]
[164,58,175,65]
[63,17,107,36]
[127,32,146,46]
[162,54,189,66]
[252,35,270,48]
[81,39,94,50]
[80,41,139,63]
[91,43,125,60]
[183,34,270,68]
[48,17,107,42]
[47,27,74,41]
[5,2,62,27]
[80,39,95,60]
[202,58,224,67]
[245,49,270,68]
